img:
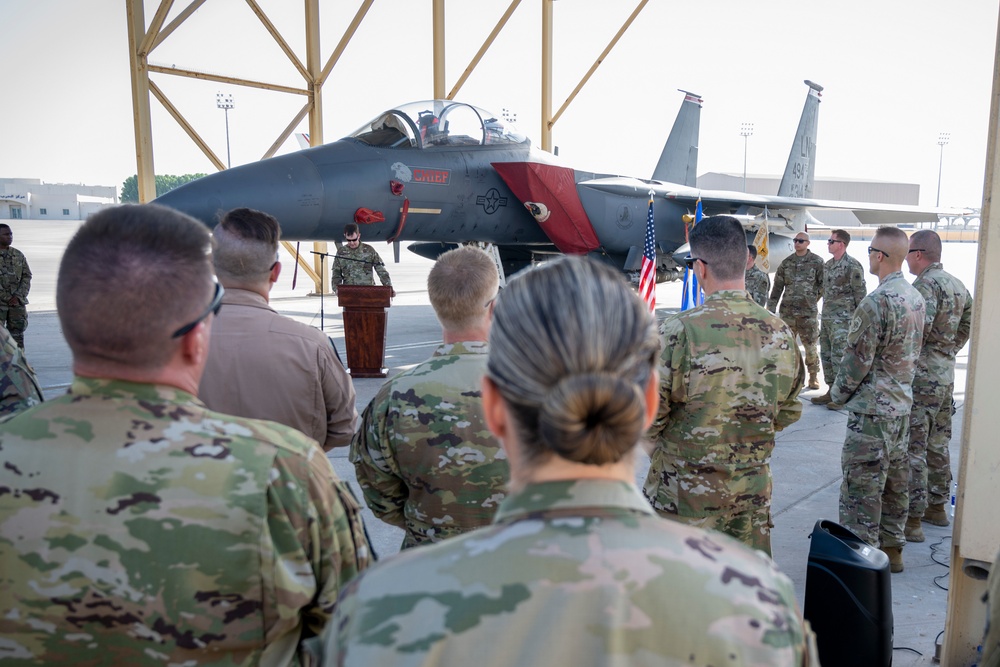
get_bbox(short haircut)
[57,204,214,369]
[213,208,281,284]
[831,229,851,245]
[909,229,943,262]
[487,256,659,466]
[427,246,499,332]
[689,216,748,281]
[0,224,10,233]
[747,245,758,260]
[872,225,910,262]
[344,223,360,238]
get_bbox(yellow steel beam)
[550,0,649,128]
[148,64,310,96]
[433,0,446,99]
[151,0,208,52]
[126,0,156,203]
[446,0,523,100]
[138,0,174,56]
[244,0,309,81]
[262,100,313,160]
[149,80,227,172]
[319,0,376,87]
[541,0,553,151]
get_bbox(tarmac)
[13,219,977,666]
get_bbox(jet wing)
[580,177,966,226]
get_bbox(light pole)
[216,92,235,169]
[740,122,754,192]
[936,132,950,207]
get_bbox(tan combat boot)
[807,374,820,390]
[810,391,832,405]
[923,503,950,527]
[904,516,925,543]
[826,401,844,411]
[882,546,904,573]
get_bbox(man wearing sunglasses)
[0,205,371,664]
[767,232,824,390]
[828,226,925,573]
[200,208,359,452]
[812,229,867,407]
[645,216,803,555]
[902,230,971,541]
[331,222,394,296]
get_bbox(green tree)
[120,173,208,203]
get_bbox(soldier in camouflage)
[745,244,770,307]
[352,246,507,549]
[0,224,32,349]
[645,217,804,555]
[0,205,371,665]
[323,255,818,666]
[331,222,393,295]
[902,230,971,541]
[829,226,925,573]
[0,324,42,418]
[768,231,824,389]
[812,229,867,407]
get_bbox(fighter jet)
[155,81,943,281]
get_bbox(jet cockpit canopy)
[349,100,528,150]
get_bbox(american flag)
[638,193,656,312]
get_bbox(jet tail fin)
[295,133,312,150]
[651,90,702,186]
[777,80,823,198]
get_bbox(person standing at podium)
[332,223,394,296]
[200,208,358,451]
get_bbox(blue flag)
[681,200,704,311]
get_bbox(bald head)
[909,229,943,262]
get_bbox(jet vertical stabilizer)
[651,90,702,186]
[777,80,823,199]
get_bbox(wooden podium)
[338,285,392,378]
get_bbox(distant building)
[698,172,919,227]
[0,178,117,221]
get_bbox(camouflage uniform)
[830,271,925,548]
[820,253,867,384]
[0,325,42,419]
[644,290,804,555]
[908,263,971,517]
[331,242,392,293]
[745,264,770,308]
[321,479,819,666]
[0,377,371,665]
[0,246,31,348]
[768,250,824,380]
[351,341,508,549]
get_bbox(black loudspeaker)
[803,519,894,667]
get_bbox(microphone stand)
[310,250,337,331]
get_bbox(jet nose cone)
[154,151,325,237]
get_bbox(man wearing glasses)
[812,229,867,407]
[331,222,394,295]
[351,246,508,549]
[645,216,803,555]
[767,232,825,390]
[902,230,971,541]
[828,226,925,573]
[0,205,371,663]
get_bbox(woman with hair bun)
[322,256,818,667]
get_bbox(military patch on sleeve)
[849,315,863,335]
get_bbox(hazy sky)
[1,0,996,208]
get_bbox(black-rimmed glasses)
[683,255,708,269]
[907,249,925,254]
[868,246,889,258]
[172,281,225,338]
